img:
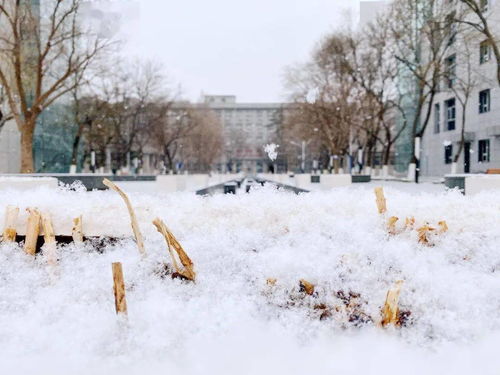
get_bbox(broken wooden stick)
[266,278,277,286]
[72,216,84,244]
[404,216,415,230]
[374,187,387,214]
[2,205,19,243]
[381,280,403,327]
[112,262,127,315]
[438,220,448,234]
[417,223,435,245]
[24,208,41,255]
[103,178,146,256]
[387,216,399,235]
[41,212,57,266]
[299,279,315,296]
[153,218,195,281]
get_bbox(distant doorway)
[464,142,471,173]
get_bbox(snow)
[263,143,279,161]
[0,183,499,374]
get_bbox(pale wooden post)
[112,262,128,315]
[72,216,84,244]
[24,208,41,255]
[374,187,387,214]
[381,280,403,327]
[41,212,57,266]
[2,206,19,242]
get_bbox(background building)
[203,95,286,173]
[420,0,500,176]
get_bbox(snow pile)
[0,184,499,374]
[263,143,279,161]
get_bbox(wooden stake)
[381,280,403,327]
[374,187,387,214]
[41,212,57,266]
[112,262,127,315]
[153,218,195,281]
[72,216,84,244]
[103,178,145,256]
[2,206,19,242]
[24,208,41,255]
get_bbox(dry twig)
[153,218,196,281]
[103,179,146,256]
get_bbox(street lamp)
[290,128,318,173]
[290,139,311,173]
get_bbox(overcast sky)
[115,0,366,103]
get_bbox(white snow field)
[0,182,499,374]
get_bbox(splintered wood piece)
[299,279,315,295]
[112,262,128,315]
[374,187,387,214]
[381,280,403,327]
[438,220,448,233]
[24,208,41,255]
[41,212,57,266]
[266,278,277,286]
[417,224,435,245]
[387,216,399,235]
[72,216,84,244]
[103,178,145,256]
[404,216,415,230]
[2,206,19,242]
[153,218,196,281]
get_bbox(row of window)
[444,139,490,164]
[434,89,491,133]
[444,39,491,90]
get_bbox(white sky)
[112,0,370,102]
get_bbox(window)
[478,139,490,162]
[445,98,456,130]
[445,54,456,88]
[434,103,441,133]
[444,144,453,164]
[479,89,490,113]
[480,40,491,64]
[480,0,489,12]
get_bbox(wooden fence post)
[2,206,19,243]
[112,262,128,316]
[24,208,41,255]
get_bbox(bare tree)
[284,44,355,173]
[153,103,201,172]
[458,0,500,85]
[323,17,409,175]
[0,0,110,172]
[183,107,223,172]
[389,0,453,180]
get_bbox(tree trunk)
[382,141,391,166]
[20,123,35,173]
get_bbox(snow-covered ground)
[0,183,499,374]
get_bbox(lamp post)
[290,139,310,173]
[290,128,318,173]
